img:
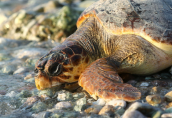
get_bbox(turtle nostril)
[35,59,47,71]
[37,65,44,70]
[34,68,38,73]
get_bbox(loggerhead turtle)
[34,0,172,102]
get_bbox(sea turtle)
[34,0,172,102]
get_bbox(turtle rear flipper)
[78,58,141,102]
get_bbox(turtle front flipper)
[78,58,141,102]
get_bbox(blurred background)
[0,0,99,117]
[0,0,98,78]
[0,0,98,42]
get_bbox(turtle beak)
[34,70,52,90]
[34,58,52,90]
[34,67,63,90]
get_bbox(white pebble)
[55,102,72,109]
[57,93,67,101]
[122,110,146,118]
[140,82,149,87]
[13,67,28,74]
[161,113,172,118]
[6,91,18,97]
[92,98,106,106]
[106,99,126,108]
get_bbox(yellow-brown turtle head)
[34,41,90,90]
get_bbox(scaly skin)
[35,16,172,102]
[35,40,90,90]
[35,0,172,102]
[78,58,141,101]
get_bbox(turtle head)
[34,41,90,90]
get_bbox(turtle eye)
[48,63,63,76]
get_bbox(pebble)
[92,98,106,106]
[17,90,32,98]
[166,102,172,108]
[161,113,172,118]
[87,98,95,104]
[0,38,29,49]
[122,110,146,118]
[6,91,18,97]
[74,97,88,111]
[0,96,23,112]
[13,67,30,75]
[164,91,172,102]
[150,87,161,95]
[146,94,162,106]
[99,105,115,116]
[55,101,72,109]
[50,113,63,118]
[86,114,104,118]
[76,97,87,106]
[151,80,168,87]
[25,57,40,66]
[24,73,35,80]
[1,65,16,74]
[106,99,126,108]
[115,107,125,116]
[73,92,85,99]
[84,105,103,114]
[32,102,47,113]
[0,53,11,61]
[153,110,163,118]
[73,104,88,112]
[140,82,149,87]
[0,90,6,95]
[145,76,154,80]
[39,89,54,97]
[139,87,150,97]
[161,102,168,110]
[79,1,96,9]
[0,13,7,25]
[44,1,60,12]
[125,102,162,117]
[32,111,51,118]
[160,88,169,96]
[164,107,172,113]
[169,87,172,91]
[62,111,79,118]
[40,94,51,101]
[57,90,73,101]
[20,96,39,109]
[126,80,137,86]
[25,77,35,84]
[59,0,73,4]
[13,48,48,59]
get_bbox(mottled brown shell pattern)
[77,0,172,53]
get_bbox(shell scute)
[78,0,172,46]
[71,55,82,66]
[61,48,74,58]
[69,45,83,54]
